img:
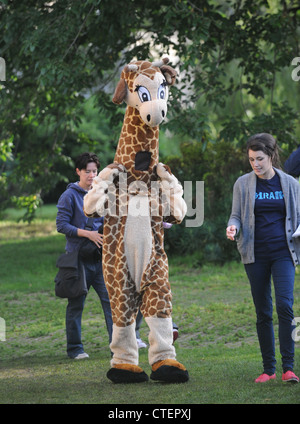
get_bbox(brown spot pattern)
[102,61,177,328]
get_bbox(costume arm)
[156,163,187,224]
[83,163,125,217]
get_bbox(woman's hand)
[78,228,103,248]
[88,230,103,248]
[226,225,237,241]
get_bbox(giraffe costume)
[84,58,189,383]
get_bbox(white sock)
[145,316,176,366]
[110,322,139,366]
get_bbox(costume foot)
[150,359,189,383]
[107,364,149,384]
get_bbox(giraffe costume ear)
[112,78,127,105]
[153,57,177,86]
[112,64,139,104]
[160,65,177,86]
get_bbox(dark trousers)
[244,256,295,375]
[66,260,113,358]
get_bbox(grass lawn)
[0,205,300,405]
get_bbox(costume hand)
[226,225,237,241]
[98,163,126,182]
[156,162,173,183]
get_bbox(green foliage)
[165,139,248,263]
[10,194,42,223]
[165,100,298,262]
[0,0,300,246]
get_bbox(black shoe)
[107,367,149,384]
[150,364,189,383]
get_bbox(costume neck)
[114,106,159,176]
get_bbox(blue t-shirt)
[254,173,290,258]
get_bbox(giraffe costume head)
[112,58,176,178]
[84,58,189,384]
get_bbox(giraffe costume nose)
[147,110,165,122]
[141,100,167,127]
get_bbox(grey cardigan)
[227,168,300,266]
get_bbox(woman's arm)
[227,179,242,238]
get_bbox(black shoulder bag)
[79,217,103,262]
[54,249,88,299]
[54,218,102,298]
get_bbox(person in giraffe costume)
[84,58,189,383]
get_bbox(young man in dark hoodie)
[284,145,300,179]
[56,152,113,359]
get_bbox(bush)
[164,140,249,264]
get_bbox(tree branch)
[62,5,94,61]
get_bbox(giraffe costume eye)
[136,85,151,102]
[158,81,167,100]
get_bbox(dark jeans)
[66,260,113,358]
[244,256,295,375]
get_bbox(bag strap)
[84,217,94,231]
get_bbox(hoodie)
[284,145,300,178]
[56,182,103,253]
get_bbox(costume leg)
[107,320,148,383]
[107,275,140,366]
[110,322,138,366]
[141,279,189,383]
[105,276,148,383]
[145,316,175,365]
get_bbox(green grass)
[0,205,300,404]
